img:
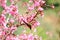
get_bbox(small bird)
[22,20,31,29]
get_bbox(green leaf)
[22,0,29,2]
[36,27,48,40]
[0,6,4,15]
[46,0,55,4]
[6,0,11,6]
[14,26,24,35]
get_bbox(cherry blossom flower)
[32,20,40,28]
[27,34,34,40]
[28,5,34,11]
[9,4,18,16]
[19,34,27,39]
[0,0,7,8]
[38,7,44,12]
[9,18,14,24]
[10,26,17,34]
[34,1,40,7]
[0,14,6,27]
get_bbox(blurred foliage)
[6,0,11,6]
[21,0,29,2]
[0,6,4,15]
[46,0,60,4]
[14,26,24,35]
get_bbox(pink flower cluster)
[19,34,41,40]
[5,33,42,40]
[0,0,6,8]
[0,0,49,40]
[27,0,45,17]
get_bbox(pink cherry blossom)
[8,26,17,34]
[27,34,34,40]
[19,34,27,39]
[0,14,6,26]
[34,1,40,7]
[28,4,34,11]
[2,10,7,15]
[10,0,14,3]
[0,0,7,8]
[38,7,44,12]
[32,21,40,28]
[9,4,18,16]
[9,18,14,23]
